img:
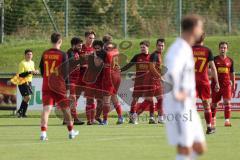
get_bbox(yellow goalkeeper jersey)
[18,59,35,82]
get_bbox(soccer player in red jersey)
[121,41,154,124]
[39,33,79,140]
[99,42,122,125]
[211,41,235,128]
[192,33,220,134]
[64,37,85,125]
[80,31,96,125]
[149,38,165,124]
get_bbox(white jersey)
[164,37,196,111]
[163,38,205,147]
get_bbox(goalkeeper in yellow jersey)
[14,49,39,117]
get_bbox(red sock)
[86,105,92,122]
[149,101,154,117]
[90,104,96,122]
[211,106,217,118]
[130,100,137,114]
[103,104,110,121]
[137,100,148,115]
[41,126,47,132]
[224,105,231,119]
[95,103,103,119]
[204,107,212,126]
[157,98,163,116]
[67,125,73,132]
[71,102,78,119]
[114,103,122,117]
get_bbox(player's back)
[192,45,213,85]
[40,48,68,91]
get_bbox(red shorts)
[43,75,69,108]
[102,68,121,96]
[212,84,232,103]
[132,85,156,98]
[196,83,211,100]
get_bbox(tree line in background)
[3,0,240,38]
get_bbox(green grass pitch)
[0,112,239,160]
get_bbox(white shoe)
[40,132,48,141]
[158,116,165,124]
[69,130,79,139]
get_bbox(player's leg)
[58,99,79,139]
[86,98,96,125]
[223,99,232,126]
[176,145,192,160]
[17,83,32,117]
[40,105,52,141]
[202,99,214,134]
[129,97,139,124]
[156,96,164,123]
[223,85,232,126]
[95,99,103,124]
[211,89,222,130]
[191,142,207,160]
[111,94,124,124]
[102,95,111,125]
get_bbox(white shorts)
[164,104,205,147]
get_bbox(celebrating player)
[192,33,220,134]
[163,15,206,160]
[211,41,235,128]
[39,33,79,140]
[80,31,96,125]
[121,41,155,124]
[63,37,85,125]
[149,38,165,124]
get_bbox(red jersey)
[121,53,151,86]
[213,55,234,87]
[80,44,94,67]
[67,48,80,82]
[39,48,68,91]
[102,49,120,95]
[192,45,214,85]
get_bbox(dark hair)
[105,41,117,49]
[24,49,32,55]
[181,14,203,32]
[140,40,150,47]
[71,37,83,46]
[93,40,104,48]
[102,34,113,44]
[219,41,228,48]
[51,32,61,44]
[156,38,165,45]
[85,31,96,37]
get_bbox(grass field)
[0,36,240,73]
[0,111,240,160]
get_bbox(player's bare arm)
[209,61,220,92]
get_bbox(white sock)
[225,119,230,122]
[176,154,190,160]
[41,131,47,137]
[190,151,199,160]
[158,115,164,120]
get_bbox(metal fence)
[0,0,240,42]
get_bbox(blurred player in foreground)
[163,15,206,160]
[192,33,219,134]
[15,49,39,117]
[211,41,235,128]
[39,33,79,140]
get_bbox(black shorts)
[18,82,33,96]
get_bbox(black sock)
[17,101,26,115]
[22,101,28,116]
